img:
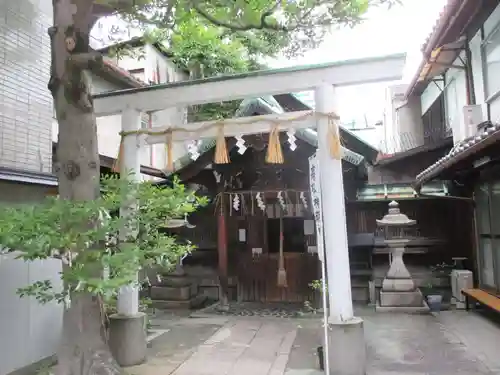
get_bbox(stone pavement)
[127,308,500,375]
[362,308,494,375]
[432,310,500,373]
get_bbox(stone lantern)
[376,201,428,311]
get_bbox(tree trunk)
[50,0,122,373]
[56,295,122,375]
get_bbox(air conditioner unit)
[451,270,473,309]
[463,105,484,138]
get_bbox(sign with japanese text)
[308,153,325,262]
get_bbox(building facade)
[0,1,63,374]
[0,5,188,374]
[410,0,500,296]
[96,38,189,174]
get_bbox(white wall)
[420,80,444,115]
[429,5,500,143]
[104,43,189,175]
[0,1,62,373]
[0,181,63,375]
[381,84,424,154]
[443,52,469,143]
[141,44,189,173]
[52,43,189,177]
[481,5,500,122]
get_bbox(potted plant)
[424,280,443,312]
[424,262,454,312]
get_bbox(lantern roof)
[376,201,416,227]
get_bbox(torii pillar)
[108,108,147,367]
[315,84,366,375]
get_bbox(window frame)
[475,175,500,293]
[481,22,500,119]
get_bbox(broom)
[277,216,287,287]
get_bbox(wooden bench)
[462,288,500,312]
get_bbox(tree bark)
[50,0,122,373]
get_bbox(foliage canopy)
[0,176,207,304]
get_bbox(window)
[444,78,459,132]
[475,182,500,291]
[490,182,500,287]
[141,113,150,129]
[483,25,500,99]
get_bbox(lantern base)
[382,277,415,292]
[377,288,429,312]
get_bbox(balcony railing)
[378,125,452,156]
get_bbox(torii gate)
[93,53,405,374]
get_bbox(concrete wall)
[0,181,63,375]
[97,44,189,175]
[140,44,189,171]
[381,84,424,154]
[396,95,425,151]
[51,43,189,178]
[0,0,53,173]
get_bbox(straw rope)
[114,111,341,172]
[215,125,230,164]
[266,123,284,164]
[327,117,343,160]
[164,129,173,172]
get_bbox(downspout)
[465,42,476,106]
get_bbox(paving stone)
[200,302,308,318]
[127,308,500,375]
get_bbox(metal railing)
[378,125,452,156]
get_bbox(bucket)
[427,294,443,312]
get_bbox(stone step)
[150,284,198,301]
[352,284,369,303]
[157,275,193,287]
[373,277,450,288]
[351,280,369,288]
[152,294,207,310]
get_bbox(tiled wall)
[0,0,53,173]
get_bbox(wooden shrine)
[169,132,364,304]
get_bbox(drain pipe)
[319,242,330,375]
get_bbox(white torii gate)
[94,53,406,374]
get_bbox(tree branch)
[67,52,103,68]
[190,0,339,33]
[191,1,289,31]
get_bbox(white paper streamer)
[235,135,247,155]
[287,129,297,151]
[233,194,240,211]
